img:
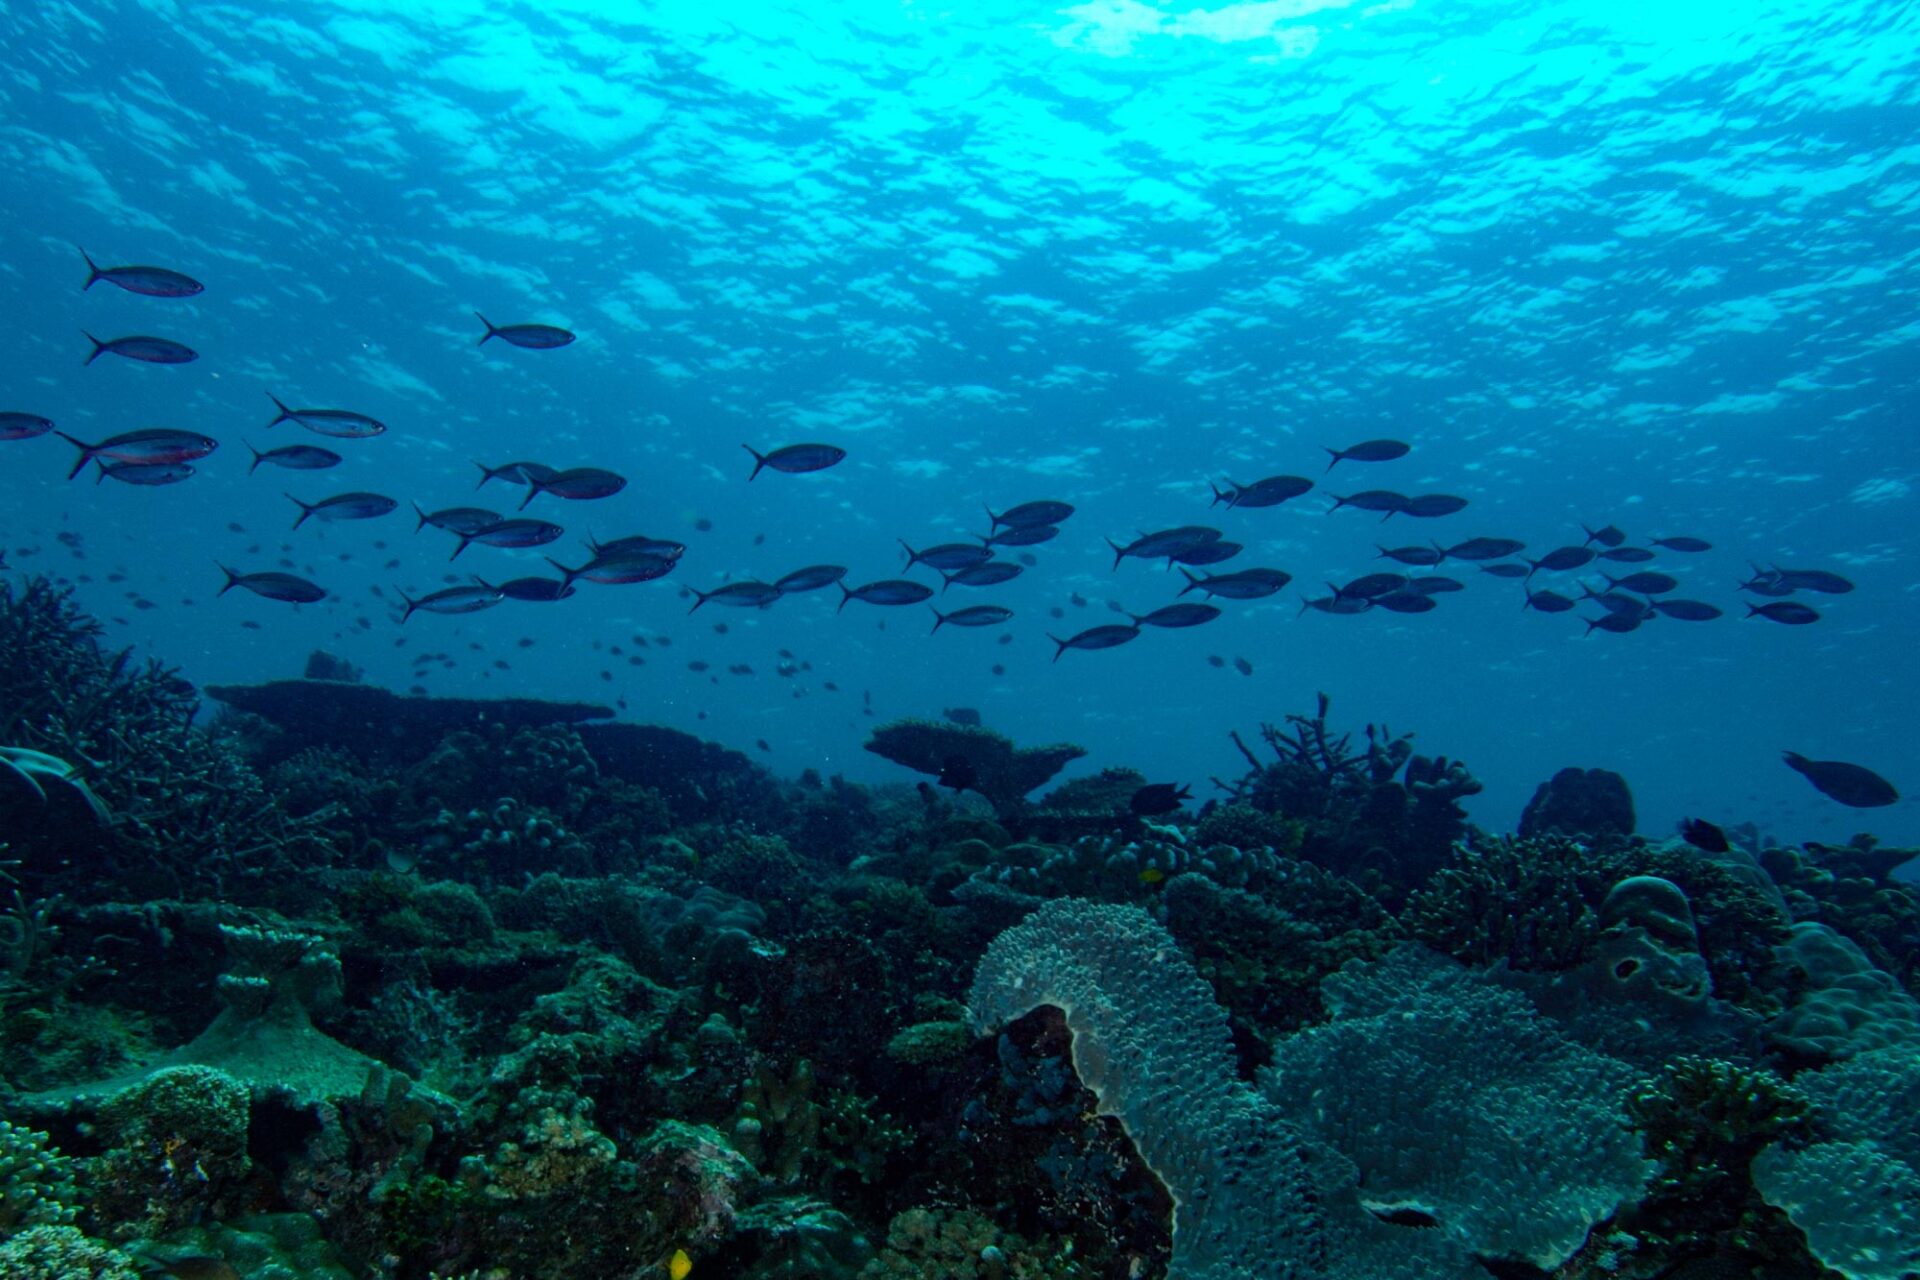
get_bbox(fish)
[1324,439,1410,469]
[1603,570,1679,595]
[1214,474,1314,509]
[1582,524,1627,548]
[1334,573,1409,600]
[902,540,995,571]
[1580,587,1652,617]
[1373,592,1439,614]
[1442,537,1525,562]
[57,430,218,480]
[1651,536,1712,552]
[1049,624,1141,660]
[944,707,983,726]
[742,442,846,480]
[941,562,1023,591]
[1650,599,1722,622]
[1233,656,1254,675]
[247,442,342,473]
[1108,526,1222,569]
[548,551,677,588]
[453,519,565,559]
[1479,563,1531,579]
[289,492,398,529]
[519,467,627,510]
[218,566,326,603]
[487,576,577,602]
[1527,546,1597,575]
[96,460,194,485]
[1746,601,1820,625]
[1129,603,1222,628]
[82,332,198,365]
[1327,490,1409,516]
[689,581,783,611]
[839,579,935,611]
[264,393,386,439]
[775,565,849,593]
[981,523,1060,548]
[1583,612,1644,635]
[1130,783,1192,816]
[1164,542,1240,570]
[1406,576,1464,594]
[474,312,575,349]
[1782,752,1898,808]
[1678,818,1732,853]
[930,604,1014,632]
[1399,494,1468,519]
[1178,567,1291,599]
[986,500,1074,529]
[1522,587,1576,614]
[77,246,205,297]
[1378,544,1447,567]
[475,460,560,488]
[1299,593,1374,616]
[938,754,978,792]
[399,583,505,623]
[1770,568,1854,595]
[415,505,504,535]
[0,412,55,440]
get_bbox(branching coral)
[864,720,1086,823]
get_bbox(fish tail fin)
[1296,596,1312,618]
[742,443,767,481]
[939,570,953,595]
[1323,447,1342,471]
[473,460,497,489]
[413,502,431,532]
[398,591,418,625]
[929,607,945,634]
[1431,541,1448,561]
[245,441,265,474]
[287,494,313,529]
[983,502,1000,529]
[1106,537,1126,570]
[93,460,108,485]
[1048,634,1067,663]
[689,586,712,614]
[898,539,919,568]
[474,311,497,345]
[835,582,853,614]
[266,392,297,427]
[82,332,106,366]
[1328,494,1348,512]
[543,557,579,590]
[1177,568,1201,598]
[77,245,101,290]
[1744,604,1761,618]
[1781,750,1808,772]
[1209,482,1229,507]
[518,482,540,512]
[216,564,240,596]
[55,432,95,480]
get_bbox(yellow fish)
[669,1248,693,1280]
[1138,867,1165,885]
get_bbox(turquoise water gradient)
[1,0,1915,841]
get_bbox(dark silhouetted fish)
[1400,494,1468,519]
[248,442,342,473]
[942,562,1023,591]
[1481,563,1531,578]
[1300,592,1374,616]
[289,492,398,529]
[1171,541,1242,567]
[982,523,1060,547]
[1328,490,1408,516]
[1651,536,1712,552]
[488,576,576,602]
[1233,656,1254,675]
[839,579,934,611]
[1324,439,1409,469]
[1650,599,1721,621]
[590,534,685,561]
[400,582,505,623]
[1603,570,1679,595]
[454,518,564,559]
[987,500,1074,528]
[690,581,782,611]
[1373,592,1438,614]
[1598,546,1655,563]
[1678,818,1731,853]
[1580,586,1652,617]
[415,504,503,535]
[519,467,626,510]
[58,429,217,479]
[1747,601,1819,624]
[1130,603,1221,628]
[77,246,204,297]
[219,566,326,603]
[776,564,849,593]
[1109,526,1221,569]
[1442,537,1525,561]
[1379,544,1446,567]
[265,393,385,439]
[1130,783,1191,816]
[1782,752,1898,808]
[1049,624,1141,660]
[97,460,193,485]
[902,540,994,571]
[944,707,983,726]
[1214,474,1314,509]
[1584,612,1643,635]
[475,459,559,489]
[83,332,197,365]
[1179,567,1291,599]
[930,604,1013,632]
[1335,573,1409,600]
[1772,568,1854,594]
[475,312,574,348]
[1523,587,1576,613]
[1528,546,1597,575]
[548,551,676,588]
[1407,576,1464,594]
[743,442,846,480]
[1582,524,1626,548]
[0,412,54,440]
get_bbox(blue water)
[2,0,1915,843]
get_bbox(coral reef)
[1518,766,1637,839]
[864,719,1087,823]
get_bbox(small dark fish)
[839,579,934,611]
[982,523,1060,547]
[1232,656,1254,676]
[265,393,385,439]
[1651,536,1712,553]
[1772,568,1854,595]
[1378,544,1446,567]
[944,707,983,726]
[454,519,565,559]
[776,564,849,593]
[1324,439,1410,469]
[77,246,204,297]
[1747,601,1820,625]
[1109,526,1222,569]
[289,492,398,529]
[1400,494,1468,519]
[1604,571,1678,595]
[1523,587,1576,614]
[1598,546,1655,563]
[1739,567,1796,597]
[942,562,1023,591]
[743,442,846,479]
[1050,624,1141,660]
[415,504,503,535]
[1406,576,1464,594]
[1528,546,1597,575]
[1130,603,1221,628]
[938,754,978,792]
[0,412,55,440]
[475,459,560,488]
[1650,598,1721,621]
[1443,537,1526,562]
[1215,474,1314,509]
[930,604,1013,632]
[589,535,684,564]
[1480,563,1531,579]
[902,540,994,571]
[1179,567,1291,599]
[1583,612,1644,635]
[248,442,342,473]
[58,429,217,480]
[1016,552,1039,567]
[1678,818,1731,853]
[1335,573,1408,600]
[1328,490,1408,515]
[548,551,676,588]
[1300,592,1374,616]
[1207,654,1226,667]
[1130,782,1192,816]
[1373,591,1439,614]
[1782,752,1898,808]
[690,581,783,611]
[400,583,505,623]
[218,565,326,603]
[1580,587,1651,617]
[756,739,772,753]
[1582,524,1626,548]
[97,460,193,485]
[83,332,197,365]
[987,500,1074,529]
[489,576,576,602]
[475,311,574,349]
[520,467,626,510]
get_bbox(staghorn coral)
[864,719,1086,823]
[0,1119,78,1238]
[0,1226,139,1280]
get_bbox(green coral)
[0,1226,139,1279]
[860,1206,1091,1280]
[0,1119,78,1237]
[1190,804,1304,856]
[886,1020,974,1065]
[90,1065,252,1239]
